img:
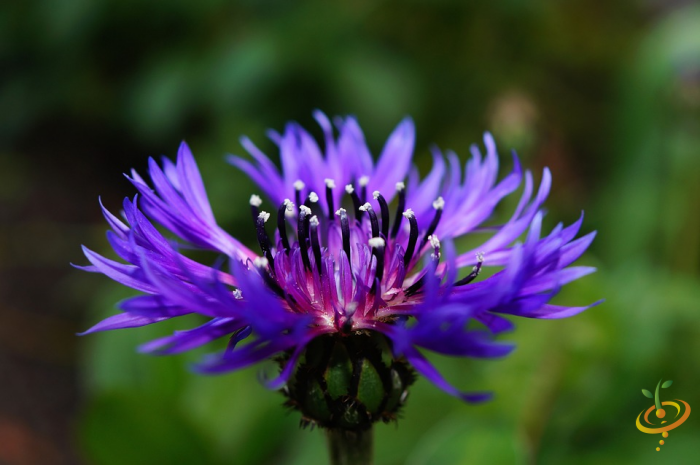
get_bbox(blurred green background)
[1,0,699,464]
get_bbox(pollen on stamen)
[293,180,305,191]
[308,192,319,203]
[403,208,415,218]
[359,202,372,212]
[253,257,269,268]
[249,195,262,207]
[372,190,381,199]
[396,181,405,192]
[368,237,386,248]
[258,211,270,223]
[432,196,445,210]
[232,289,243,300]
[345,184,354,194]
[359,176,369,187]
[335,208,347,216]
[324,178,336,189]
[309,215,320,227]
[429,234,440,249]
[299,205,312,217]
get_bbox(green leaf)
[662,380,673,388]
[642,389,653,398]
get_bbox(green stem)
[654,379,662,410]
[326,428,373,465]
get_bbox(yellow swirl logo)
[636,379,691,451]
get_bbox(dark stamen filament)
[359,203,379,238]
[373,191,390,239]
[418,197,444,252]
[294,180,304,214]
[403,209,419,269]
[277,200,293,253]
[336,208,352,265]
[255,211,274,267]
[404,235,440,296]
[346,184,363,221]
[309,215,323,276]
[298,205,312,271]
[390,182,406,238]
[454,252,484,286]
[369,237,385,292]
[325,179,335,220]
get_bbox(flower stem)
[326,428,373,465]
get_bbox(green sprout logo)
[636,379,691,451]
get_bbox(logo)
[636,379,691,451]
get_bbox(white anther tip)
[372,190,381,199]
[402,208,415,218]
[293,180,305,190]
[476,251,485,263]
[345,184,355,194]
[432,196,445,210]
[428,234,440,249]
[253,257,269,268]
[359,202,372,212]
[299,205,312,216]
[258,211,270,223]
[396,181,405,191]
[359,176,369,186]
[325,178,336,188]
[232,289,243,300]
[335,208,347,216]
[368,237,386,248]
[308,192,319,203]
[309,215,319,227]
[249,195,262,207]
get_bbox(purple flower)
[78,112,599,405]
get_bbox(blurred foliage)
[2,0,700,464]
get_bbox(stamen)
[232,289,243,300]
[368,237,385,292]
[256,211,274,267]
[346,184,363,220]
[277,200,293,252]
[405,235,440,297]
[402,209,418,269]
[336,208,352,265]
[254,257,286,298]
[249,194,262,221]
[373,191,390,239]
[298,205,312,271]
[309,215,323,276]
[293,180,305,212]
[428,234,441,261]
[325,179,335,220]
[419,196,444,251]
[359,176,369,203]
[390,182,406,238]
[454,252,484,286]
[359,202,379,238]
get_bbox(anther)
[309,215,323,276]
[359,176,369,203]
[293,180,305,212]
[298,205,312,271]
[232,289,243,300]
[390,182,406,238]
[250,194,262,221]
[454,252,484,286]
[428,234,441,261]
[419,196,444,251]
[373,191,390,239]
[368,237,386,292]
[346,184,363,221]
[256,211,274,268]
[325,179,336,220]
[254,257,286,298]
[336,208,352,265]
[402,209,418,269]
[359,202,380,238]
[277,200,293,252]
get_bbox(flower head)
[78,113,599,427]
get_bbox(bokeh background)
[2,0,700,464]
